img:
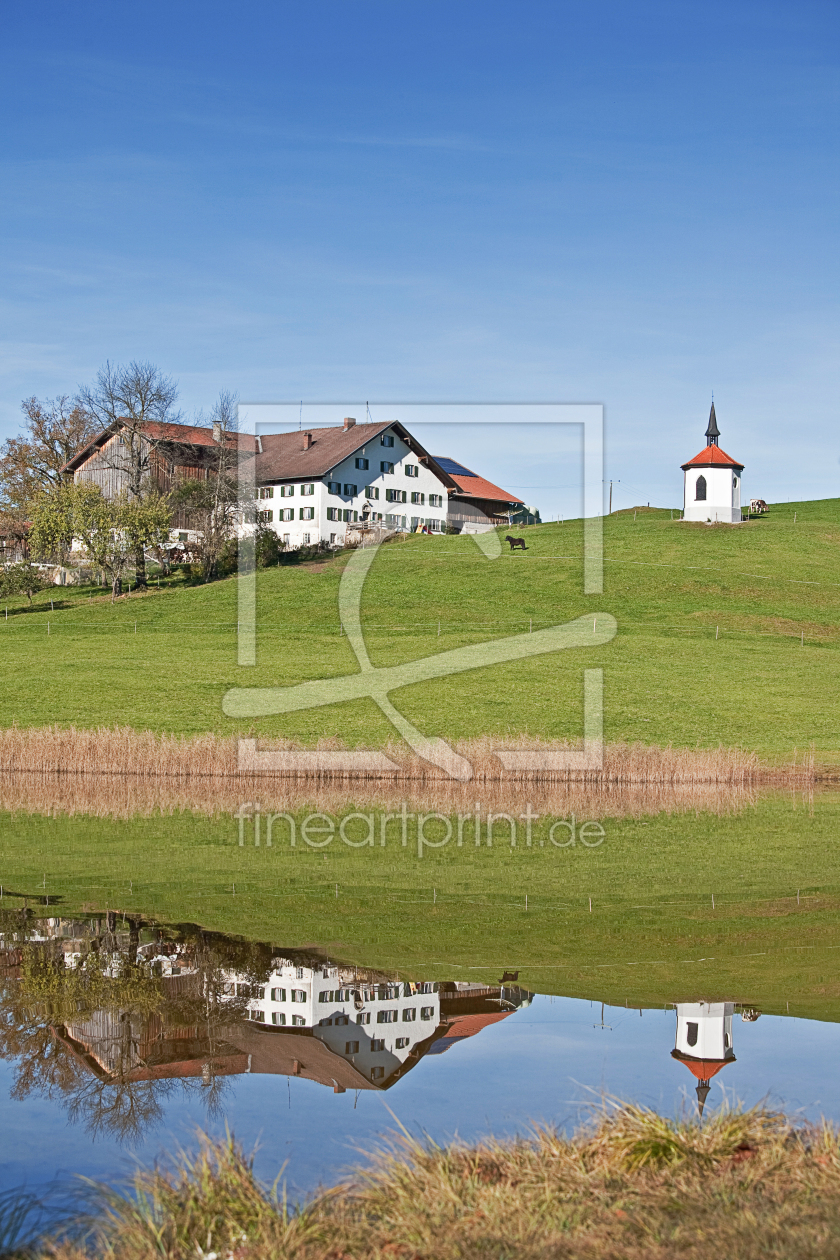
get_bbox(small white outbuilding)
[681,403,744,523]
[671,1000,736,1115]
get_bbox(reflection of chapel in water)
[671,1002,737,1114]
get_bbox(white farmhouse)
[236,959,441,1086]
[671,1000,736,1114]
[253,417,450,548]
[681,404,744,523]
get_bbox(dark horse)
[505,535,528,551]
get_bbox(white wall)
[259,425,449,547]
[238,961,441,1084]
[674,1001,735,1059]
[683,465,742,523]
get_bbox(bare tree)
[169,391,240,580]
[77,362,182,588]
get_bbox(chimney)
[343,417,356,431]
[212,421,222,443]
[302,431,312,450]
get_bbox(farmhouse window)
[280,485,294,497]
[326,507,338,521]
[342,509,358,523]
[258,487,274,499]
[695,476,707,501]
[271,988,286,1002]
[299,507,314,520]
[343,483,357,496]
[402,1008,416,1021]
[421,1006,434,1020]
[257,510,273,523]
[355,457,369,470]
[291,989,306,1002]
[365,486,380,499]
[292,1014,305,1026]
[356,1012,371,1024]
[345,1041,360,1055]
[429,494,443,507]
[395,1036,410,1048]
[303,532,311,544]
[386,489,407,503]
[371,1066,385,1080]
[405,464,418,477]
[301,483,315,495]
[334,1014,349,1026]
[410,492,424,505]
[328,481,341,494]
[271,1012,286,1025]
[380,434,394,447]
[371,1038,385,1052]
[281,508,294,521]
[380,461,394,473]
[250,1009,265,1022]
[377,1010,398,1023]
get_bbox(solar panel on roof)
[433,456,478,478]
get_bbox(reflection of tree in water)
[0,909,273,1145]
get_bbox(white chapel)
[671,1000,737,1115]
[681,403,744,523]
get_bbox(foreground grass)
[4,791,840,1020]
[37,1106,840,1259]
[0,497,839,757]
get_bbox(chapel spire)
[706,401,720,446]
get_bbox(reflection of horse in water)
[505,535,528,551]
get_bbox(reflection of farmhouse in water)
[2,915,532,1102]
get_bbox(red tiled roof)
[255,421,393,481]
[447,472,524,506]
[61,420,256,474]
[681,445,744,471]
[671,1050,736,1081]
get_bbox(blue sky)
[1,1,837,511]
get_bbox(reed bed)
[0,725,817,785]
[0,768,765,820]
[38,1105,840,1260]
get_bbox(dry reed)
[38,1105,840,1260]
[0,725,816,785]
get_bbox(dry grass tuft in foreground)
[39,1105,840,1259]
[0,725,818,786]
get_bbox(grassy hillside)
[4,790,840,1021]
[1,496,838,758]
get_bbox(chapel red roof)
[681,445,744,472]
[671,1049,736,1081]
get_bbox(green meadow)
[0,496,838,759]
[3,789,840,1022]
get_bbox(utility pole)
[609,481,612,514]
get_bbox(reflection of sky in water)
[4,995,840,1202]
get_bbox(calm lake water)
[3,905,840,1211]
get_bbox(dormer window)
[381,434,394,447]
[695,475,707,501]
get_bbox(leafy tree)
[77,362,182,590]
[0,562,46,606]
[31,482,172,600]
[0,395,98,514]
